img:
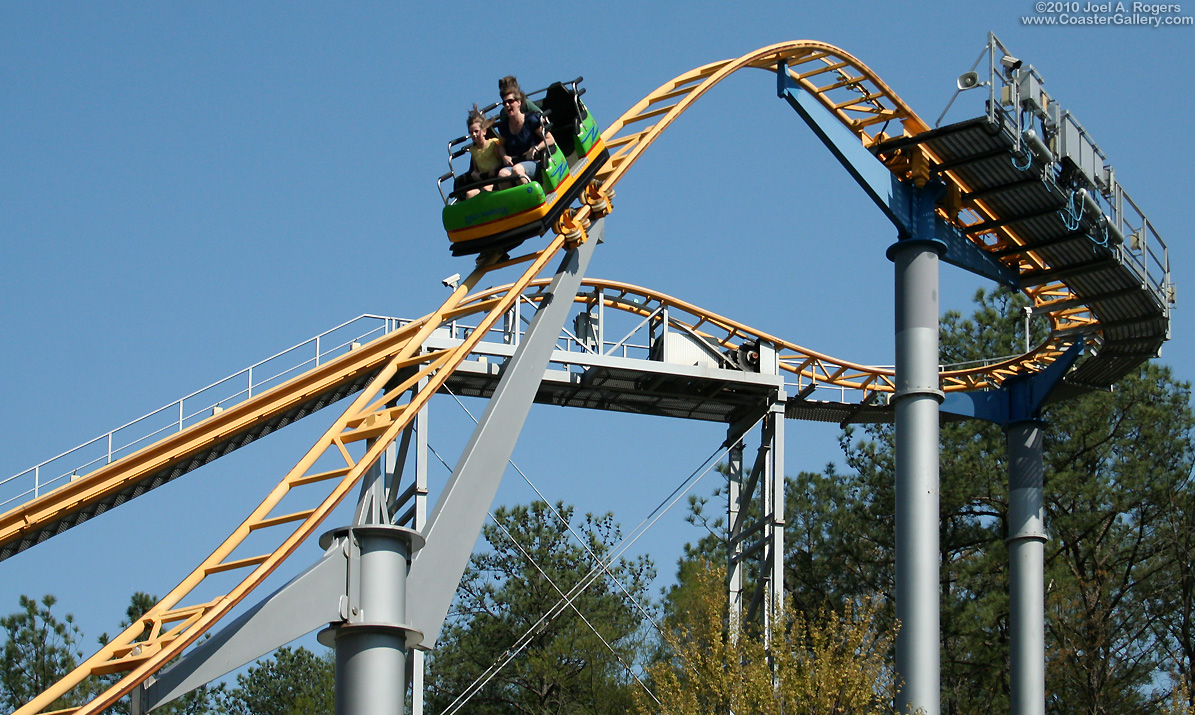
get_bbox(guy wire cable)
[442,384,664,634]
[419,439,661,704]
[437,416,759,715]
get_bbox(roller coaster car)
[438,79,609,257]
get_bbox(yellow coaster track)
[4,40,1168,714]
[463,278,1072,398]
[6,227,601,715]
[596,40,1155,388]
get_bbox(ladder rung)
[648,84,699,105]
[835,92,884,110]
[250,509,318,531]
[288,467,350,487]
[92,657,148,677]
[158,599,217,623]
[605,131,648,150]
[794,59,850,80]
[621,104,676,125]
[855,112,902,128]
[205,554,269,575]
[818,74,866,92]
[92,643,161,675]
[789,51,831,66]
[340,421,391,444]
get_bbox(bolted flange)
[582,183,614,217]
[556,210,590,249]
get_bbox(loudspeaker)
[956,71,980,90]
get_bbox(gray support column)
[407,223,601,646]
[763,402,785,648]
[889,237,944,715]
[727,441,745,630]
[411,393,429,715]
[355,440,395,526]
[1007,419,1046,715]
[320,525,423,715]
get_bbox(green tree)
[0,594,85,713]
[674,287,1195,714]
[221,646,333,715]
[1040,359,1193,713]
[96,592,226,715]
[641,559,895,715]
[426,501,655,715]
[1150,472,1195,712]
[822,290,1195,713]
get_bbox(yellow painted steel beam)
[594,41,1109,375]
[0,320,427,561]
[9,226,590,715]
[462,278,1078,402]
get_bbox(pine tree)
[0,594,85,713]
[672,287,1195,713]
[426,501,655,715]
[221,646,333,715]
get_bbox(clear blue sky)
[2,0,1192,665]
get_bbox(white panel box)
[652,331,725,368]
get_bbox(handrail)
[1,315,406,512]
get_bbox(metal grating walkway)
[874,114,1170,388]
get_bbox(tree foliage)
[676,287,1195,714]
[3,288,1192,715]
[221,646,333,715]
[844,289,1194,713]
[1,590,330,715]
[1038,357,1192,712]
[426,500,655,715]
[641,559,895,715]
[0,594,84,713]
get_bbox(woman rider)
[463,105,500,199]
[495,76,554,186]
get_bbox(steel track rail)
[0,330,405,563]
[463,278,1073,399]
[595,41,1166,391]
[10,39,1170,714]
[9,225,599,715]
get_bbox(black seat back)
[541,82,581,155]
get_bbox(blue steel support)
[940,341,1082,715]
[777,62,1083,712]
[776,69,1018,289]
[940,341,1083,426]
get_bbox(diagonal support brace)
[133,224,602,710]
[776,69,1018,288]
[406,221,603,647]
[940,341,1084,426]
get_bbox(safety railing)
[2,288,1067,515]
[976,32,1172,307]
[1,315,407,512]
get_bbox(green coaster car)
[439,79,609,257]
